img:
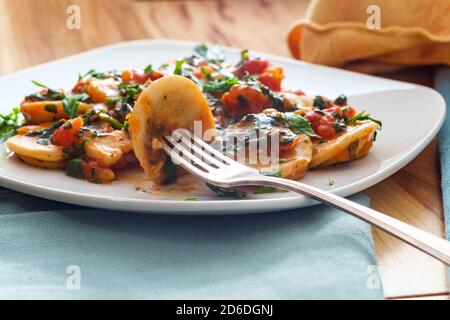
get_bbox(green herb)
[44,104,57,113]
[260,85,285,110]
[346,111,382,128]
[200,66,213,80]
[334,94,347,106]
[162,156,177,184]
[123,120,129,132]
[26,80,65,101]
[206,183,247,199]
[144,64,153,75]
[313,96,327,109]
[116,82,145,104]
[66,93,89,102]
[89,70,120,80]
[78,69,96,81]
[26,120,65,145]
[98,112,123,129]
[184,196,199,201]
[203,78,239,93]
[282,113,321,138]
[65,158,85,179]
[174,59,183,75]
[193,44,225,62]
[62,98,79,119]
[261,170,282,177]
[254,186,288,194]
[0,107,22,141]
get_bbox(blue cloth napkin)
[435,66,450,243]
[435,66,450,284]
[0,190,384,299]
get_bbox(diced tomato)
[304,111,323,124]
[71,81,87,93]
[221,85,269,117]
[325,106,344,117]
[150,70,164,81]
[52,117,84,147]
[305,111,338,140]
[287,90,305,96]
[325,105,357,119]
[234,59,269,77]
[121,68,150,84]
[121,68,164,84]
[313,114,336,140]
[344,106,357,118]
[258,73,281,91]
[193,66,214,80]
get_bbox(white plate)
[0,40,445,214]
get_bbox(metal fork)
[163,129,450,265]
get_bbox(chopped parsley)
[65,158,85,179]
[173,59,184,75]
[0,107,22,141]
[144,64,153,74]
[203,78,239,93]
[26,120,65,145]
[346,111,382,128]
[206,183,247,199]
[254,186,288,194]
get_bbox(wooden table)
[0,0,448,299]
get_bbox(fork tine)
[170,131,227,168]
[161,139,212,179]
[165,135,218,173]
[174,130,233,165]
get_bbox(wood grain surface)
[0,0,448,299]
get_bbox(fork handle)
[247,175,450,265]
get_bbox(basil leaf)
[282,113,321,138]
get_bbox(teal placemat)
[0,190,384,299]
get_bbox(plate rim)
[0,39,446,214]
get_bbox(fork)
[163,129,450,265]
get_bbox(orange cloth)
[287,0,450,73]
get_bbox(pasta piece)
[129,75,216,184]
